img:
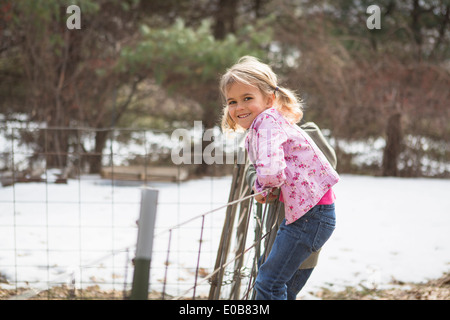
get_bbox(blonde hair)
[220,56,303,131]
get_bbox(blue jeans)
[255,204,336,300]
[286,268,314,300]
[258,254,314,300]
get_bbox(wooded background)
[0,0,449,178]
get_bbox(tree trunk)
[88,130,110,174]
[213,0,238,40]
[44,128,69,169]
[382,113,402,176]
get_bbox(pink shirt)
[317,188,335,204]
[245,108,339,224]
[280,188,335,204]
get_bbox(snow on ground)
[300,174,450,298]
[0,174,449,299]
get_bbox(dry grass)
[1,273,449,300]
[313,273,450,300]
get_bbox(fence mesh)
[0,125,277,300]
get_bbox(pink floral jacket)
[245,108,340,224]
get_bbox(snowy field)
[0,174,449,299]
[300,174,450,298]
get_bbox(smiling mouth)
[237,113,251,119]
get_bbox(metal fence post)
[130,188,158,300]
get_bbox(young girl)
[220,56,339,300]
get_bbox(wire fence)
[0,125,278,300]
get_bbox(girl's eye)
[228,101,236,106]
[244,97,252,101]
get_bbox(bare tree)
[269,0,450,176]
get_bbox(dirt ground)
[1,273,449,300]
[314,272,450,300]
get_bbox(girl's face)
[226,82,273,129]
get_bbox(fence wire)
[0,126,278,300]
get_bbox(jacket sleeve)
[248,117,288,194]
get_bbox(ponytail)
[275,86,304,124]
